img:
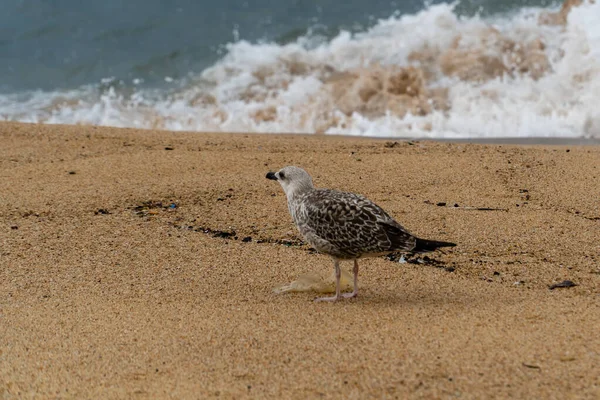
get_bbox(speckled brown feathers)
[292,189,417,259]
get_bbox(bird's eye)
[279,171,285,180]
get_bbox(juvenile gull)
[266,166,456,302]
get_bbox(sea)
[1,0,599,139]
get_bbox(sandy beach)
[1,121,599,398]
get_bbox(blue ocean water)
[0,0,554,91]
[1,0,599,138]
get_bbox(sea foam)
[1,1,599,138]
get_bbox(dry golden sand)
[1,122,599,399]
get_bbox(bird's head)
[266,166,314,198]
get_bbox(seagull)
[266,166,456,302]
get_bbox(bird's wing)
[303,190,416,256]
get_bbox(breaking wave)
[1,0,599,138]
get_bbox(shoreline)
[4,121,600,146]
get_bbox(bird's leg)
[314,259,342,302]
[342,259,359,298]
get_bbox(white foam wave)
[1,1,599,138]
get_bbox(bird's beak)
[266,171,277,180]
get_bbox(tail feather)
[413,238,456,253]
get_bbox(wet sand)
[1,121,599,398]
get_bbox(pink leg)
[342,260,359,298]
[315,259,342,302]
